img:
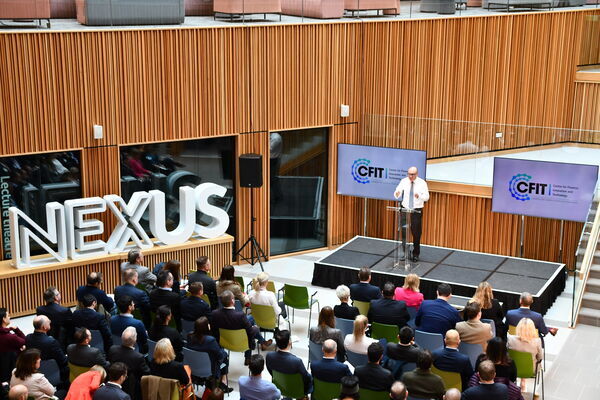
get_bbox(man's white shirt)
[394,176,430,209]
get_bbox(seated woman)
[249,272,286,318]
[149,305,184,362]
[309,306,345,361]
[469,281,505,337]
[333,285,359,321]
[507,318,543,391]
[343,315,377,355]
[216,265,248,306]
[10,349,56,400]
[186,317,232,393]
[162,260,183,295]
[394,274,424,309]
[475,336,517,383]
[65,365,106,400]
[0,308,26,354]
[149,338,190,386]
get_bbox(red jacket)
[0,327,25,353]
[65,370,103,400]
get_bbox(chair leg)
[308,307,312,337]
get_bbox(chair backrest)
[458,341,484,369]
[481,318,496,337]
[141,375,180,400]
[407,306,418,319]
[68,362,91,383]
[508,349,536,378]
[346,349,369,367]
[89,329,104,352]
[182,347,212,378]
[308,340,324,364]
[219,328,250,352]
[359,387,391,400]
[272,370,306,399]
[112,334,122,346]
[352,300,371,317]
[181,319,195,337]
[234,276,245,288]
[249,279,277,294]
[283,284,309,309]
[200,294,211,307]
[414,330,444,351]
[251,303,278,330]
[387,359,416,380]
[431,366,462,391]
[39,359,60,386]
[508,325,538,337]
[217,297,243,312]
[147,339,158,360]
[371,322,399,344]
[313,378,341,400]
[335,317,354,338]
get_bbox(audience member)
[64,366,106,400]
[338,375,360,400]
[462,360,508,400]
[354,342,394,392]
[432,329,474,390]
[111,296,149,354]
[120,248,157,291]
[0,308,25,354]
[238,354,281,400]
[507,318,543,391]
[310,339,351,383]
[35,287,73,347]
[390,381,408,400]
[266,330,312,396]
[181,282,211,322]
[7,384,28,400]
[505,292,556,336]
[149,338,190,385]
[149,305,184,362]
[160,260,183,295]
[188,256,218,310]
[108,327,150,399]
[249,272,286,318]
[114,269,151,327]
[150,271,182,331]
[467,371,524,400]
[186,317,232,393]
[25,315,68,384]
[344,315,377,355]
[470,282,505,338]
[76,272,115,314]
[456,302,493,351]
[349,267,382,302]
[475,337,517,383]
[67,328,109,368]
[333,285,359,321]
[394,274,424,309]
[368,282,410,329]
[443,388,461,400]
[216,265,248,305]
[9,349,56,400]
[414,283,461,335]
[72,294,113,353]
[206,388,224,400]
[309,306,345,361]
[401,350,445,400]
[387,326,420,364]
[92,362,130,400]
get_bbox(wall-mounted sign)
[9,183,230,269]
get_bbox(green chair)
[371,322,399,344]
[353,300,371,317]
[219,328,250,353]
[235,276,245,288]
[280,284,319,335]
[272,370,306,399]
[251,303,290,339]
[69,362,91,383]
[248,279,277,295]
[508,349,544,399]
[200,293,211,307]
[431,366,462,391]
[313,378,341,400]
[358,387,390,400]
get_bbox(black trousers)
[400,208,423,257]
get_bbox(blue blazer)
[415,299,462,335]
[368,298,410,328]
[310,357,351,383]
[73,308,113,352]
[349,282,382,303]
[114,284,151,313]
[76,285,115,313]
[36,302,73,343]
[110,315,148,354]
[462,382,508,400]
[505,308,548,335]
[93,383,131,400]
[266,351,312,394]
[432,347,474,390]
[181,296,211,322]
[25,332,67,366]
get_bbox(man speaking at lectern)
[394,166,429,262]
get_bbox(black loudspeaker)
[239,153,263,188]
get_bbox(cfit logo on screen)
[509,173,552,202]
[351,159,387,184]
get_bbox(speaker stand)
[235,187,267,271]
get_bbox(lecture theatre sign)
[8,184,230,269]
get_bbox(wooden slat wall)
[579,12,600,66]
[572,82,600,140]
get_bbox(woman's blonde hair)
[471,282,493,309]
[516,318,538,343]
[90,365,107,380]
[403,274,420,292]
[253,272,270,292]
[353,315,368,341]
[153,338,176,364]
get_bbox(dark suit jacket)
[114,283,151,325]
[36,302,73,346]
[108,345,150,399]
[368,298,410,328]
[432,347,474,390]
[76,285,115,313]
[67,343,109,368]
[149,360,189,385]
[387,342,420,363]
[92,383,131,400]
[110,315,149,354]
[349,282,381,303]
[415,299,462,335]
[149,324,184,362]
[180,296,211,322]
[354,363,395,392]
[266,351,312,394]
[505,308,548,335]
[462,382,509,400]
[333,303,359,321]
[310,357,351,383]
[72,308,113,353]
[210,308,257,350]
[188,270,218,310]
[149,288,181,331]
[26,331,68,383]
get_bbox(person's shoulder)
[238,375,250,385]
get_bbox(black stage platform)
[312,236,566,315]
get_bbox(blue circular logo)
[352,159,371,184]
[509,173,532,201]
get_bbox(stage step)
[582,291,600,309]
[589,265,600,281]
[578,306,600,327]
[586,277,600,293]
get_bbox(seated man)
[354,342,394,392]
[25,315,68,384]
[387,326,421,364]
[444,388,462,400]
[108,327,150,400]
[149,271,181,332]
[114,268,151,328]
[188,256,218,310]
[506,292,556,336]
[310,339,351,383]
[390,381,408,400]
[462,360,508,400]
[76,272,115,314]
[67,328,109,368]
[333,285,359,321]
[111,296,149,354]
[239,354,281,400]
[180,282,211,322]
[456,302,493,351]
[349,267,382,303]
[432,329,474,390]
[415,283,461,335]
[266,329,312,396]
[368,282,410,329]
[93,362,131,400]
[36,286,73,348]
[120,248,157,291]
[72,294,113,353]
[401,350,445,400]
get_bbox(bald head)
[390,381,408,400]
[408,166,418,182]
[443,388,461,400]
[8,384,28,400]
[322,339,337,356]
[122,326,137,348]
[444,329,460,348]
[520,292,533,307]
[33,315,50,332]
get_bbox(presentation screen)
[492,157,599,222]
[337,143,427,201]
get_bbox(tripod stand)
[234,186,266,271]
